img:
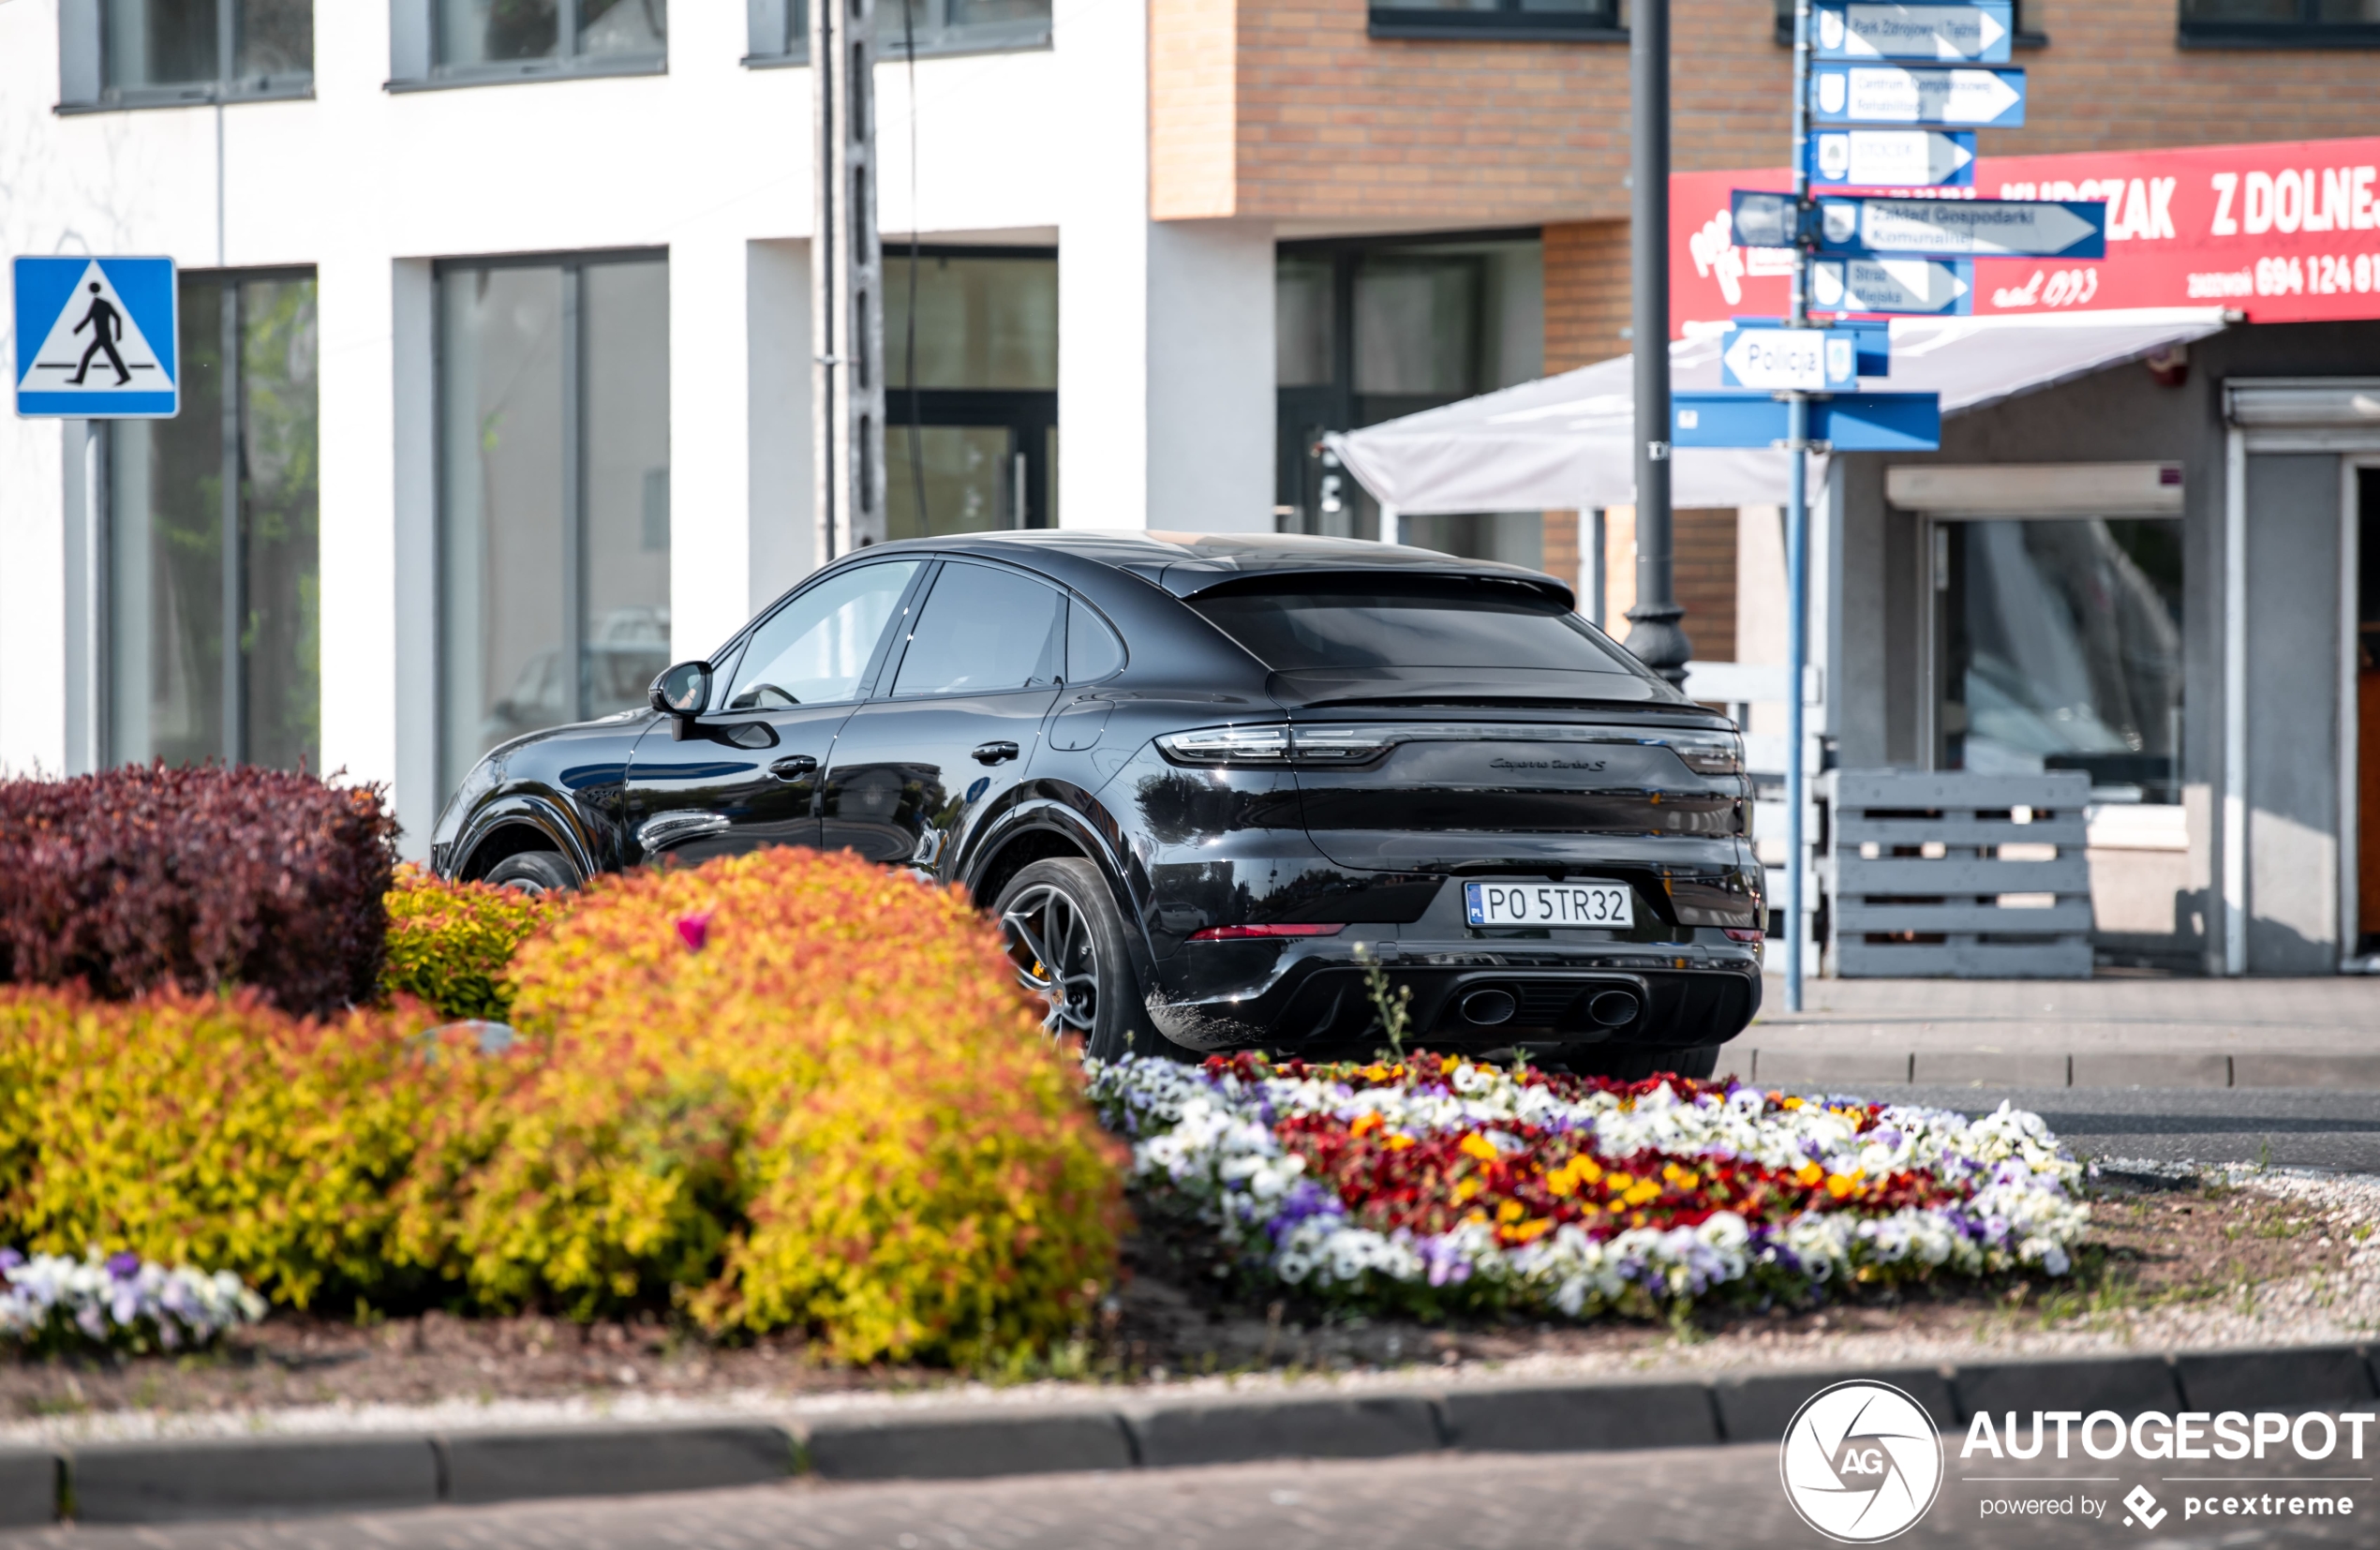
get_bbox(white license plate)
[1464,881,1634,929]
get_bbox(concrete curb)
[1735,1047,2380,1091]
[14,1346,2379,1524]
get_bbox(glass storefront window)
[438,255,671,798]
[885,254,1056,391]
[107,271,320,770]
[1939,516,2185,803]
[882,250,1056,534]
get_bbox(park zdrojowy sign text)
[1673,133,2380,332]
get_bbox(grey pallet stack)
[1826,768,2092,979]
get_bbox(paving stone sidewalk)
[1735,976,2380,1089]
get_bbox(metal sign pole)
[1785,0,1814,1013]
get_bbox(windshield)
[1185,575,1642,676]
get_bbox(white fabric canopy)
[1331,308,2230,515]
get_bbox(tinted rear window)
[1186,576,1640,674]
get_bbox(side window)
[1067,600,1125,682]
[723,559,922,711]
[890,562,1065,697]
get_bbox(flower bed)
[0,1251,265,1356]
[1090,1051,2090,1319]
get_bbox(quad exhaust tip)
[1458,989,1518,1026]
[1587,990,1641,1027]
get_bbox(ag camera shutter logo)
[1779,1380,1945,1543]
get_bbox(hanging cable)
[902,0,929,533]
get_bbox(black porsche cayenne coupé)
[431,531,1763,1077]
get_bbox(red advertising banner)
[1672,135,2380,336]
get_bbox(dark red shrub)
[0,766,398,1016]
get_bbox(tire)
[483,850,578,897]
[993,857,1154,1062]
[1567,1042,1721,1083]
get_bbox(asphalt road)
[6,1444,2369,1549]
[1886,1084,2380,1173]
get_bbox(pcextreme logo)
[1779,1381,1947,1543]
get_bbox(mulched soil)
[0,1168,2356,1421]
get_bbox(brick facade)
[1153,0,2380,226]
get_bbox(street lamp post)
[1628,0,1690,688]
[813,0,887,563]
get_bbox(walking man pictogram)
[67,282,130,387]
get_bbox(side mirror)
[649,660,713,729]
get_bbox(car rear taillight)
[1187,923,1346,941]
[1669,730,1747,775]
[1155,724,1395,767]
[1156,724,1292,764]
[1723,928,1764,943]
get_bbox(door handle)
[769,753,819,780]
[972,740,1020,766]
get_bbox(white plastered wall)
[1054,0,1274,535]
[0,3,1080,849]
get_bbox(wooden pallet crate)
[1823,768,2093,979]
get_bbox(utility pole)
[813,0,886,563]
[1627,0,1690,688]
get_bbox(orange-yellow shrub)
[379,864,562,1021]
[0,851,1125,1365]
[480,847,1128,1363]
[0,987,495,1308]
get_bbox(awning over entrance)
[1331,308,2232,515]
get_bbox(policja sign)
[12,256,178,418]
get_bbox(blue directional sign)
[1813,1,2014,65]
[1673,391,1941,453]
[1807,128,1974,188]
[1810,256,1974,316]
[1732,316,1892,375]
[1720,325,1862,392]
[1810,63,2026,128]
[1730,189,1806,249]
[1814,194,2105,260]
[12,257,178,418]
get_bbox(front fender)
[449,791,602,882]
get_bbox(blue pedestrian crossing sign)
[13,256,178,419]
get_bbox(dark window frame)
[390,0,668,93]
[1369,1,1625,44]
[744,0,1052,68]
[58,0,314,114]
[2179,0,2380,48]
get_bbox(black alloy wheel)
[483,850,578,897]
[994,857,1151,1063]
